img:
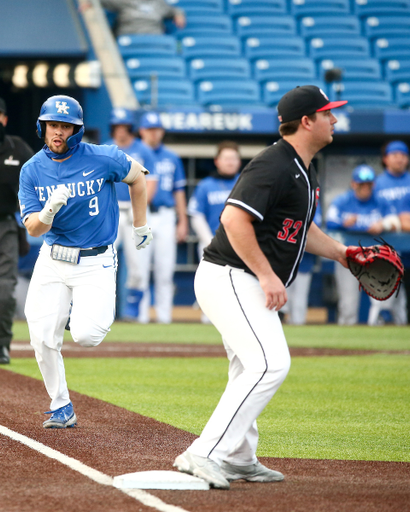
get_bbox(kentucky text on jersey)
[18,143,131,248]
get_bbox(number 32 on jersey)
[277,219,303,244]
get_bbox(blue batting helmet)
[36,95,84,149]
[109,107,136,128]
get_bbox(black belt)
[80,246,108,257]
[149,204,159,213]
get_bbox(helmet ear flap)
[36,120,46,139]
[66,124,85,148]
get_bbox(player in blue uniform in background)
[374,140,410,324]
[104,108,158,319]
[18,96,152,428]
[326,164,404,325]
[134,112,188,324]
[188,141,241,322]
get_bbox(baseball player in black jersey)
[174,86,352,489]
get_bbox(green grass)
[8,354,410,462]
[12,320,410,351]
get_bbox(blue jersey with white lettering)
[18,143,131,247]
[326,189,394,232]
[374,170,410,206]
[187,174,239,235]
[104,138,156,202]
[150,143,186,209]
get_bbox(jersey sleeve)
[101,144,132,182]
[226,155,289,222]
[395,194,410,214]
[172,155,187,191]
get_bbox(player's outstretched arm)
[305,222,348,268]
[221,205,287,310]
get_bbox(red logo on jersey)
[315,188,320,207]
[277,219,303,244]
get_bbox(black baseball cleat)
[0,346,10,364]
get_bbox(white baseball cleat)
[220,461,284,482]
[173,451,230,489]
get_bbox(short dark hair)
[279,113,317,137]
[215,140,240,158]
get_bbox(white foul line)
[0,425,189,512]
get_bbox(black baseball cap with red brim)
[277,85,347,123]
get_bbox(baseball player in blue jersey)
[104,108,158,319]
[326,164,404,325]
[188,141,241,255]
[134,111,188,324]
[18,95,152,428]
[371,140,410,324]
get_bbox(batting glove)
[132,223,153,250]
[38,185,71,225]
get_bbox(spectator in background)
[326,164,405,325]
[99,0,186,35]
[0,98,33,364]
[282,205,322,325]
[104,107,157,320]
[188,141,241,323]
[136,111,188,324]
[374,140,410,324]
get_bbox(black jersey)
[204,138,320,287]
[0,135,33,216]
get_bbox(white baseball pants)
[25,243,117,411]
[335,264,361,325]
[284,271,313,325]
[188,260,291,466]
[137,207,177,324]
[368,288,407,325]
[115,206,144,289]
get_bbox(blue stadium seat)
[245,36,305,61]
[354,0,410,18]
[300,16,361,39]
[364,16,410,40]
[309,37,370,61]
[227,0,288,17]
[290,0,350,18]
[125,57,186,80]
[197,79,262,106]
[235,15,297,39]
[374,38,410,62]
[254,58,316,83]
[189,58,251,81]
[167,0,224,10]
[263,79,326,106]
[117,35,177,58]
[181,36,241,59]
[174,15,233,37]
[328,81,395,108]
[319,58,382,81]
[133,78,198,106]
[395,82,410,108]
[385,59,410,84]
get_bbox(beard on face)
[45,135,69,154]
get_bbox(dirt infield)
[1,348,409,512]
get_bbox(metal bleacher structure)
[109,0,410,111]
